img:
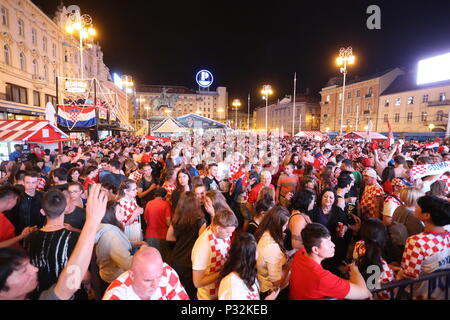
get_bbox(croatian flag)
[57,105,97,127]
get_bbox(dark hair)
[172,191,204,227]
[101,201,124,231]
[0,247,29,292]
[207,163,218,170]
[323,149,332,155]
[0,185,21,201]
[14,170,27,183]
[53,167,68,182]
[300,176,315,190]
[84,165,98,177]
[101,182,117,194]
[429,181,447,197]
[154,187,167,198]
[417,195,450,226]
[337,173,353,189]
[301,223,331,254]
[381,166,395,184]
[342,159,353,168]
[108,159,121,170]
[175,168,192,192]
[319,188,337,208]
[42,188,67,218]
[67,167,82,182]
[357,219,387,281]
[393,155,406,165]
[290,189,316,213]
[255,205,290,254]
[118,179,136,198]
[68,181,83,192]
[303,164,314,176]
[24,171,39,180]
[219,232,258,291]
[255,193,275,218]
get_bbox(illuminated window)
[395,98,401,106]
[407,96,414,104]
[439,92,446,102]
[385,99,389,106]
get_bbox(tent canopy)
[343,131,387,140]
[295,131,324,140]
[151,117,187,133]
[0,120,72,143]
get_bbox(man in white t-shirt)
[192,208,238,300]
[103,247,188,300]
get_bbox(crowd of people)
[0,132,449,300]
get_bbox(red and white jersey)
[128,171,142,183]
[218,272,260,300]
[353,241,394,300]
[36,177,46,191]
[383,195,403,218]
[231,170,249,203]
[313,155,328,171]
[103,264,189,300]
[441,174,450,193]
[118,197,139,225]
[350,152,367,161]
[360,183,385,219]
[192,226,232,300]
[162,182,176,199]
[228,161,241,180]
[401,231,450,300]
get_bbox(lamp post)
[336,47,355,136]
[65,9,96,79]
[429,123,435,132]
[261,85,273,135]
[232,99,241,130]
[122,76,134,131]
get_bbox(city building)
[377,70,450,138]
[319,68,404,133]
[0,1,131,137]
[135,85,228,129]
[254,95,320,135]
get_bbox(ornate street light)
[336,47,355,136]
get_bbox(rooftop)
[381,72,450,95]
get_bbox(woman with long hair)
[166,191,206,299]
[218,232,279,300]
[204,189,232,224]
[117,179,144,243]
[67,167,83,184]
[246,192,274,235]
[255,205,292,299]
[286,189,316,250]
[381,166,395,195]
[353,218,394,300]
[170,168,192,212]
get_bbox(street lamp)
[232,99,241,130]
[261,85,273,135]
[336,47,355,136]
[122,75,134,130]
[65,9,96,79]
[429,123,435,131]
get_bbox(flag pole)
[247,93,250,131]
[292,72,296,136]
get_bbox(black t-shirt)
[100,172,126,189]
[204,176,220,191]
[246,220,259,235]
[24,229,79,296]
[171,218,206,267]
[64,206,86,230]
[137,176,157,207]
[60,162,77,171]
[149,161,163,180]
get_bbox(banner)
[385,119,394,148]
[99,107,107,120]
[410,161,450,180]
[144,135,171,142]
[57,105,97,127]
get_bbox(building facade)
[377,71,450,136]
[0,1,130,132]
[254,95,320,135]
[136,85,228,126]
[319,68,404,133]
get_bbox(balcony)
[365,93,373,98]
[32,75,46,89]
[363,110,370,114]
[428,100,450,107]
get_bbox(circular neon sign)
[196,70,214,88]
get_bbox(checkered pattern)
[103,265,189,300]
[207,227,232,298]
[228,162,241,181]
[401,231,450,300]
[118,197,139,225]
[128,171,142,183]
[360,183,384,220]
[162,182,176,199]
[385,195,402,207]
[410,165,429,180]
[353,241,394,300]
[410,162,450,180]
[441,174,450,193]
[36,177,46,191]
[314,155,328,171]
[350,152,367,161]
[68,111,80,123]
[246,290,260,300]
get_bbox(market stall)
[343,131,387,144]
[295,131,324,141]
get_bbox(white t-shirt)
[217,162,229,181]
[256,231,287,293]
[383,195,402,218]
[191,227,231,300]
[218,272,260,300]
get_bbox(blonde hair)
[400,187,424,207]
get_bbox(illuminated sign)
[417,52,450,85]
[113,73,123,89]
[196,70,213,88]
[65,80,88,93]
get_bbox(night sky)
[32,0,450,110]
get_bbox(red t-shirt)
[143,198,172,239]
[84,177,96,190]
[0,213,16,245]
[141,153,151,164]
[247,183,275,204]
[382,180,393,195]
[290,249,350,300]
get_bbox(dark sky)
[32,0,450,110]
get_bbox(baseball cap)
[363,168,380,180]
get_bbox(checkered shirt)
[129,171,142,183]
[360,183,385,220]
[118,197,139,225]
[353,241,394,300]
[228,162,241,181]
[162,182,176,200]
[207,226,232,298]
[385,195,403,207]
[36,177,46,191]
[314,155,328,171]
[401,231,450,300]
[441,174,450,193]
[246,290,260,300]
[103,265,189,300]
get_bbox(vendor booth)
[295,131,324,141]
[0,120,72,161]
[343,131,387,144]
